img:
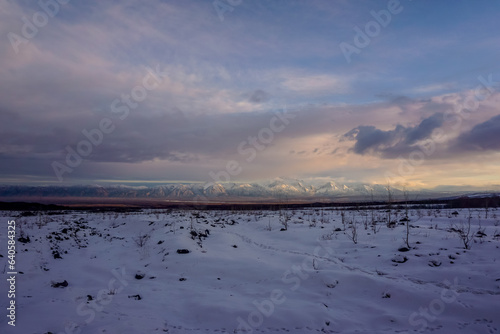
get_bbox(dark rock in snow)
[392,255,408,264]
[428,260,442,267]
[128,294,142,300]
[18,236,30,243]
[51,280,68,288]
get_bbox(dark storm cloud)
[404,112,444,144]
[343,125,400,155]
[343,113,444,158]
[454,114,500,151]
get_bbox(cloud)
[343,125,400,155]
[248,89,271,103]
[455,114,500,151]
[409,82,456,94]
[343,113,444,158]
[281,73,350,95]
[404,112,444,144]
[1,0,500,186]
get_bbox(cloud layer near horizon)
[1,0,499,189]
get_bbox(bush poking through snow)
[345,218,359,244]
[452,213,474,250]
[133,233,151,248]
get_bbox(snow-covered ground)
[1,207,499,334]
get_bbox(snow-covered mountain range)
[0,178,406,202]
[2,177,498,203]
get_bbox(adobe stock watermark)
[213,0,243,22]
[7,0,71,54]
[204,105,295,189]
[404,277,460,333]
[51,65,168,182]
[57,267,128,334]
[236,240,335,332]
[339,0,407,64]
[385,74,498,184]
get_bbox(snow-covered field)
[1,207,499,334]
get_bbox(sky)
[1,0,499,190]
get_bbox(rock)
[128,294,141,300]
[428,260,442,267]
[18,236,30,243]
[392,255,408,264]
[51,280,68,288]
[476,231,487,238]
